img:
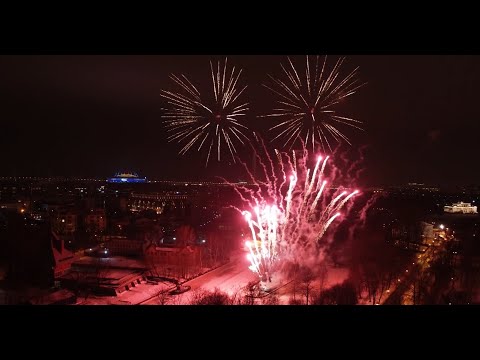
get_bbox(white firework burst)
[263,55,365,152]
[161,58,250,166]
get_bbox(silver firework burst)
[161,58,250,166]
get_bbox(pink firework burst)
[235,147,360,282]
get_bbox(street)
[142,250,257,304]
[383,229,452,305]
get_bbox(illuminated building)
[52,211,78,234]
[129,192,189,216]
[444,202,478,214]
[107,172,147,184]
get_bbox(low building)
[144,243,202,279]
[58,256,148,295]
[444,202,478,214]
[129,192,189,216]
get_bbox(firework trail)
[234,147,360,282]
[262,55,365,153]
[160,58,250,166]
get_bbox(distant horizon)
[1,174,480,189]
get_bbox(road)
[142,250,257,304]
[184,253,257,293]
[383,231,452,305]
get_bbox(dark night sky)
[0,55,479,186]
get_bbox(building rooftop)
[108,172,147,184]
[72,256,148,270]
[114,172,141,178]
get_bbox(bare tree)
[169,292,186,305]
[288,297,304,305]
[145,255,161,278]
[284,262,301,301]
[313,281,358,305]
[189,288,232,305]
[242,281,260,305]
[318,263,329,294]
[299,267,316,305]
[144,224,164,244]
[229,286,246,305]
[261,294,280,305]
[156,289,170,305]
[205,230,225,267]
[348,224,414,305]
[175,224,197,247]
[188,288,208,304]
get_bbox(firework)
[161,58,250,166]
[236,148,359,281]
[263,55,364,152]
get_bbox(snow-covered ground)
[76,281,173,305]
[143,252,351,305]
[76,249,352,305]
[273,265,349,304]
[142,251,257,304]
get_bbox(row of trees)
[175,280,358,305]
[186,283,281,305]
[154,274,360,305]
[346,221,414,304]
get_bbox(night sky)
[0,55,479,186]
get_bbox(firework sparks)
[235,148,360,282]
[161,58,250,166]
[263,55,365,153]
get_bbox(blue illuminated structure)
[107,172,147,184]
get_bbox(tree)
[205,230,225,266]
[175,224,197,247]
[348,224,414,304]
[156,289,170,305]
[288,297,304,305]
[170,225,198,279]
[283,261,301,301]
[229,286,245,305]
[242,281,261,305]
[146,255,163,279]
[298,267,315,305]
[317,263,329,294]
[144,224,164,244]
[313,281,358,305]
[261,294,280,305]
[189,288,232,305]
